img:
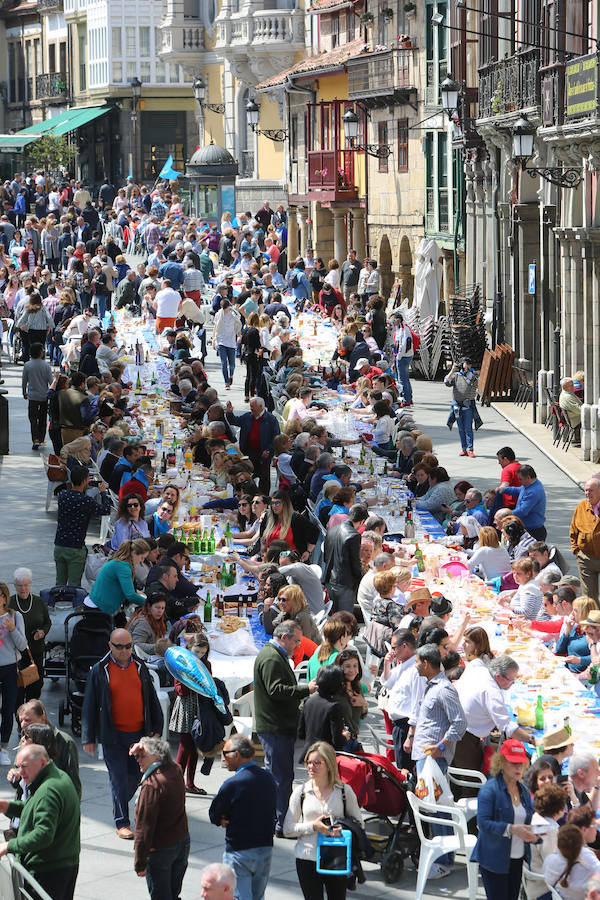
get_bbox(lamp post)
[511,113,583,188]
[130,76,142,181]
[193,76,225,115]
[341,108,390,158]
[245,98,287,143]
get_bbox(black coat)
[298,693,346,759]
[324,520,363,590]
[79,341,100,376]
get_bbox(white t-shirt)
[155,287,181,319]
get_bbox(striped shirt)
[412,671,467,763]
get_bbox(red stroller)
[336,750,419,884]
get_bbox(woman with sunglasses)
[260,490,319,562]
[230,494,269,547]
[110,493,150,550]
[284,740,362,900]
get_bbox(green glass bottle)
[193,531,200,555]
[535,695,544,731]
[200,530,207,554]
[204,591,212,624]
[224,522,232,547]
[208,528,216,553]
[414,543,425,573]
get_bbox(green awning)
[18,109,75,135]
[0,134,39,151]
[50,105,113,135]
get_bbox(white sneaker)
[427,863,452,880]
[0,750,11,766]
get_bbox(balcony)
[217,9,303,48]
[160,19,204,67]
[36,72,69,101]
[38,0,63,11]
[478,48,541,119]
[347,48,417,109]
[306,150,359,202]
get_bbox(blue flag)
[159,154,182,180]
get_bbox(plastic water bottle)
[495,623,502,638]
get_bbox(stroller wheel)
[381,850,404,884]
[72,717,81,738]
[58,701,65,727]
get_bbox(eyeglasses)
[127,502,140,508]
[271,500,282,507]
[110,642,132,650]
[221,749,238,756]
[306,759,323,768]
[238,501,249,507]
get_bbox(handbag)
[17,647,39,688]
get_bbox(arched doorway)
[378,234,393,298]
[399,235,413,302]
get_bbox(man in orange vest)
[82,628,163,839]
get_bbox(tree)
[27,135,78,176]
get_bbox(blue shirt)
[503,479,546,530]
[291,269,311,301]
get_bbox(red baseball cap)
[499,739,529,764]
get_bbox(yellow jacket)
[570,500,600,557]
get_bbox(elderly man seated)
[559,376,582,440]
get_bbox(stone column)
[352,209,366,259]
[287,206,298,261]
[332,211,347,261]
[558,233,571,376]
[298,208,308,256]
[464,152,477,290]
[570,241,583,372]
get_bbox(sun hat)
[542,726,574,752]
[404,587,432,609]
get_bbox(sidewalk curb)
[491,402,586,493]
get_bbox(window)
[479,0,498,66]
[438,131,448,231]
[126,27,136,57]
[378,121,388,172]
[346,7,355,40]
[79,34,86,91]
[139,27,150,57]
[113,61,122,82]
[140,61,150,82]
[155,27,162,55]
[34,39,41,77]
[59,41,66,74]
[331,12,339,48]
[291,114,298,162]
[49,44,56,73]
[155,61,166,83]
[112,27,121,57]
[397,118,408,171]
[126,61,137,81]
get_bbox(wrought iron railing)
[478,48,541,118]
[38,0,63,11]
[36,73,69,99]
[348,48,416,101]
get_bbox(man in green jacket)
[254,620,316,835]
[0,743,80,900]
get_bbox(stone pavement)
[0,336,585,900]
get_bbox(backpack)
[291,271,300,289]
[408,326,420,350]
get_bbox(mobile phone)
[322,816,333,828]
[530,823,549,835]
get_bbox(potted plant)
[382,6,394,21]
[404,1,416,11]
[398,33,412,48]
[360,11,374,25]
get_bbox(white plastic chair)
[314,598,332,631]
[358,599,372,626]
[406,791,478,900]
[295,660,309,684]
[521,864,562,900]
[148,668,171,741]
[447,765,487,824]
[365,723,394,756]
[231,690,255,738]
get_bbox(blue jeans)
[456,404,474,451]
[415,756,453,867]
[223,847,273,900]
[396,355,413,403]
[218,345,236,385]
[145,834,190,900]
[102,728,144,827]
[258,732,295,830]
[96,294,109,320]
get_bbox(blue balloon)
[165,645,227,715]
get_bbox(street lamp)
[511,113,582,188]
[440,73,460,119]
[245,98,287,143]
[193,76,225,114]
[130,77,142,182]
[342,108,390,158]
[130,77,142,113]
